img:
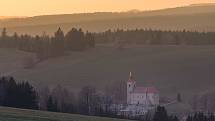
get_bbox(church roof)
[127,72,159,93]
[133,87,159,93]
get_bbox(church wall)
[131,93,147,105]
[130,92,159,106]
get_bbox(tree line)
[2,28,215,56]
[0,28,95,60]
[0,76,177,120]
[143,106,215,121]
[94,29,215,45]
[0,76,126,118]
[186,112,215,121]
[1,76,214,121]
[0,76,174,120]
[38,80,127,117]
[190,91,215,113]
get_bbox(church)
[120,72,159,116]
[127,72,159,106]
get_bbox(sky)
[0,0,215,16]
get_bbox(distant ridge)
[126,9,142,13]
[0,3,215,35]
[190,3,215,6]
[0,16,26,20]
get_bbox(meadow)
[0,106,131,121]
[1,45,215,103]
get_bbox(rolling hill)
[1,4,215,113]
[1,45,215,102]
[1,4,215,35]
[0,106,131,121]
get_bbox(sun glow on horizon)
[0,0,215,16]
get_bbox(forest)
[1,28,215,57]
[0,27,95,61]
[95,29,215,45]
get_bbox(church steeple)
[127,72,136,104]
[129,72,132,79]
[128,72,135,82]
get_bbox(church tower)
[127,72,136,104]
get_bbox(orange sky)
[0,0,215,16]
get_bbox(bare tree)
[51,85,75,113]
[37,86,50,110]
[78,86,96,115]
[107,80,126,104]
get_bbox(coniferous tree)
[65,28,86,51]
[1,77,38,109]
[0,28,7,47]
[11,32,18,48]
[52,27,64,56]
[153,106,169,121]
[169,116,179,121]
[177,93,182,102]
[85,32,95,48]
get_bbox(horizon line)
[0,2,214,18]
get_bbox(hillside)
[1,4,215,35]
[4,12,215,35]
[1,4,215,27]
[0,106,131,121]
[0,16,26,20]
[1,45,215,102]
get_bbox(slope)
[0,106,131,121]
[1,45,215,101]
[1,4,215,35]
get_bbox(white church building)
[120,72,159,117]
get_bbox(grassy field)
[1,45,215,103]
[0,106,131,121]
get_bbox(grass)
[1,45,215,109]
[0,106,131,121]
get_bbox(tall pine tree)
[52,27,64,56]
